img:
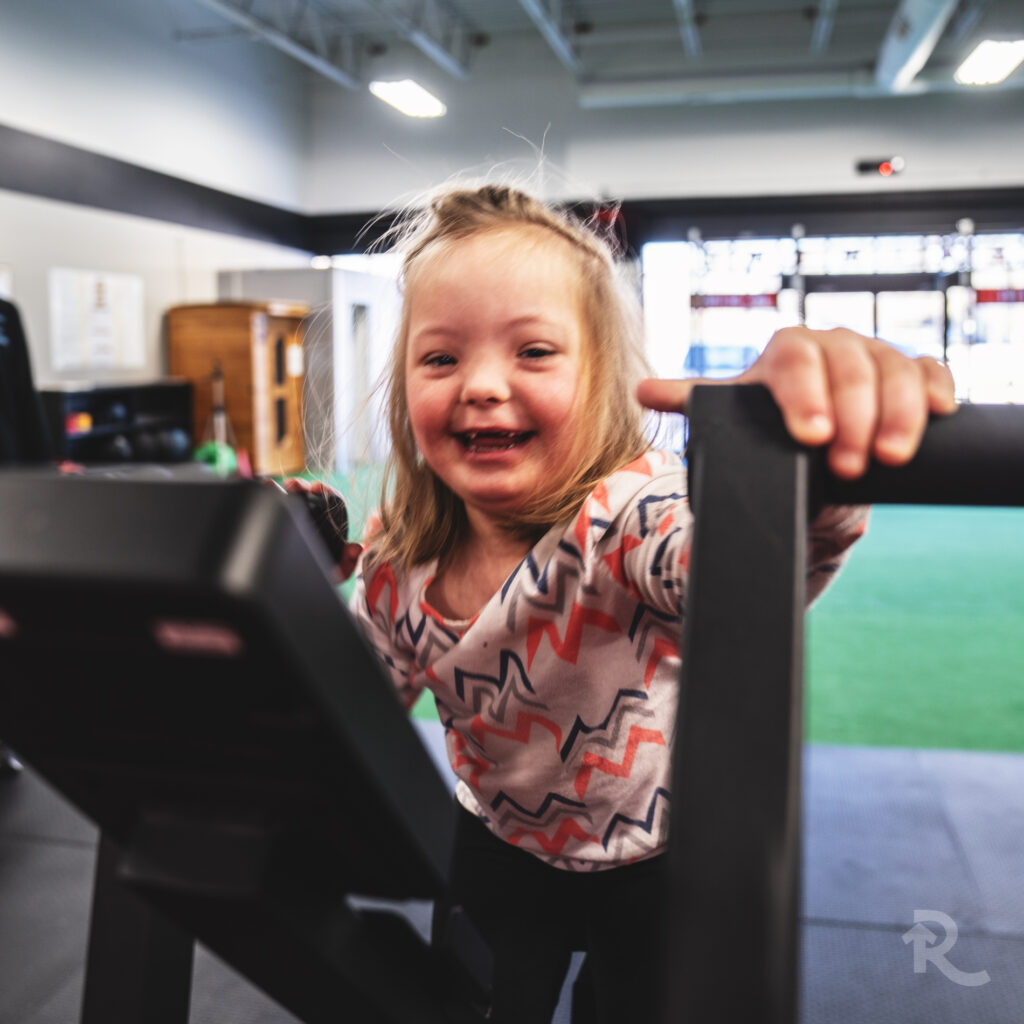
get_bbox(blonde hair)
[369,183,652,572]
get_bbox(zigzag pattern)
[526,601,620,667]
[557,539,585,565]
[452,648,544,711]
[484,673,550,736]
[397,606,459,664]
[627,599,679,644]
[635,489,687,539]
[643,637,677,691]
[559,688,652,763]
[573,725,666,798]
[452,647,532,701]
[647,527,683,585]
[353,449,698,870]
[365,561,399,622]
[602,786,671,854]
[602,532,644,599]
[507,816,602,855]
[502,549,548,601]
[573,506,613,556]
[490,790,589,832]
[503,555,581,630]
[625,612,682,710]
[619,452,657,479]
[470,709,563,754]
[449,730,494,789]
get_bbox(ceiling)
[187,0,1024,107]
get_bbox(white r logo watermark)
[902,910,991,987]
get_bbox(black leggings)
[435,805,668,1024]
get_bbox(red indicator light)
[855,156,905,176]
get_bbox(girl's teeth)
[462,431,527,450]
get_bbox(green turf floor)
[807,505,1024,752]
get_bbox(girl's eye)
[424,353,456,367]
[520,346,553,360]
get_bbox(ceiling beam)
[517,0,580,74]
[362,0,474,79]
[946,0,990,43]
[193,0,361,88]
[809,0,840,55]
[672,0,702,57]
[874,0,959,92]
[578,67,1024,108]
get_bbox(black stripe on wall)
[2,121,1023,254]
[0,122,309,250]
[617,190,1024,247]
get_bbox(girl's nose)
[460,359,511,405]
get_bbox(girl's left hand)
[636,326,957,479]
[278,476,364,581]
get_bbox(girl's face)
[404,227,588,531]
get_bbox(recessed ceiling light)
[368,79,447,118]
[954,39,1024,86]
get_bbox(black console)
[0,472,489,1024]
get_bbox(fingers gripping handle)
[295,490,349,564]
[686,385,1024,511]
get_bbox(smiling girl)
[346,184,955,1023]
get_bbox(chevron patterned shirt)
[353,449,866,871]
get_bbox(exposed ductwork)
[516,0,580,74]
[187,0,1019,110]
[577,67,1024,109]
[672,0,702,58]
[193,0,361,87]
[361,0,476,79]
[874,0,960,92]
[193,0,478,86]
[809,0,840,55]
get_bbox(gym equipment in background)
[39,380,193,464]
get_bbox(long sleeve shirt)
[353,450,866,871]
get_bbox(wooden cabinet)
[167,302,308,476]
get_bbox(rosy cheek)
[406,392,439,442]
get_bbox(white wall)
[306,32,1024,212]
[0,189,310,386]
[306,35,583,211]
[0,0,309,209]
[0,0,317,383]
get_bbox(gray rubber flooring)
[1,724,1022,1024]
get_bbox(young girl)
[342,184,955,1023]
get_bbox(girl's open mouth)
[457,430,535,453]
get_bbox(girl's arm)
[615,480,868,615]
[633,327,954,608]
[637,326,957,478]
[350,555,424,713]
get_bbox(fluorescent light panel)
[955,39,1024,85]
[369,79,446,117]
